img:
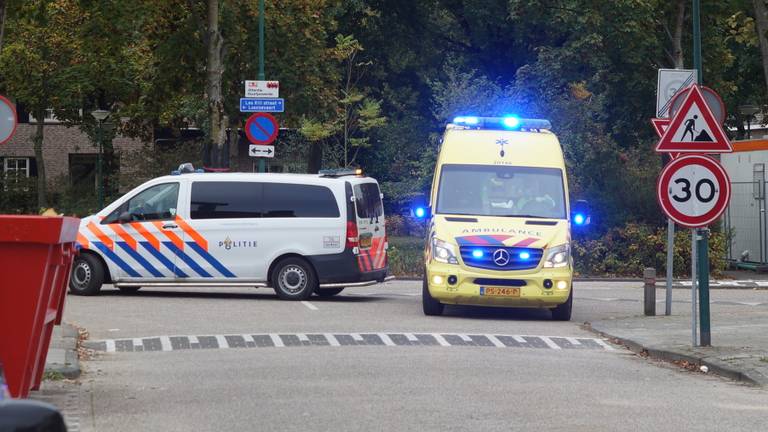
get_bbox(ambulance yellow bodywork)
[422,118,581,320]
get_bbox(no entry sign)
[0,95,17,145]
[657,155,731,228]
[244,113,278,146]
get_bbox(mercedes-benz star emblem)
[493,249,510,266]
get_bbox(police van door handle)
[162,223,178,230]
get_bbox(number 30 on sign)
[656,154,731,228]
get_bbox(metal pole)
[698,228,711,346]
[644,268,656,316]
[691,229,698,346]
[692,0,702,83]
[258,0,265,81]
[666,219,674,315]
[97,121,104,209]
[257,0,266,173]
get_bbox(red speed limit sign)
[657,154,731,228]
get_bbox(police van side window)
[104,183,180,223]
[190,182,262,219]
[262,183,340,218]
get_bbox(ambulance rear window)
[353,182,383,219]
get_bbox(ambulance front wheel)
[422,275,444,316]
[69,253,104,296]
[550,288,573,321]
[271,257,317,300]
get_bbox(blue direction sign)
[240,98,284,113]
[245,113,279,146]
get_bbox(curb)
[585,322,766,388]
[392,276,767,289]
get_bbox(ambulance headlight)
[432,238,458,264]
[544,244,570,268]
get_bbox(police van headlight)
[432,238,458,264]
[544,244,570,268]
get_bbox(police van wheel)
[118,286,141,294]
[315,288,344,297]
[422,276,444,316]
[550,288,573,321]
[69,254,104,296]
[272,258,317,300]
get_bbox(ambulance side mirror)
[571,200,591,227]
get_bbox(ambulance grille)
[459,246,543,271]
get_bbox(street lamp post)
[91,109,110,209]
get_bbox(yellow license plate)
[480,287,520,297]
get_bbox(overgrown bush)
[387,236,424,278]
[385,214,426,237]
[573,223,727,277]
[0,174,38,214]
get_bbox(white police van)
[69,164,390,300]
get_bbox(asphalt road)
[60,281,768,431]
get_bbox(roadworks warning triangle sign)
[655,85,732,153]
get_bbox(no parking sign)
[244,113,278,146]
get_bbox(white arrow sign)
[249,144,275,158]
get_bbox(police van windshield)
[436,164,566,219]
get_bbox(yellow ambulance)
[416,116,589,320]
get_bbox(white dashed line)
[377,333,396,346]
[566,337,581,345]
[431,334,451,347]
[269,334,285,347]
[486,335,506,348]
[159,336,172,352]
[512,335,528,344]
[540,336,562,350]
[105,339,116,353]
[215,335,229,349]
[324,333,341,347]
[301,301,319,310]
[593,339,616,351]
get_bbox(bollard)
[644,268,656,316]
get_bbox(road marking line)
[297,333,310,343]
[301,301,319,311]
[486,335,506,348]
[566,337,581,345]
[431,334,451,347]
[105,340,115,353]
[458,334,473,342]
[133,338,143,349]
[539,336,562,350]
[215,335,229,349]
[324,334,341,347]
[269,334,285,347]
[242,334,255,344]
[404,333,419,342]
[188,335,198,345]
[377,333,396,346]
[512,335,528,344]
[593,339,615,351]
[159,336,172,352]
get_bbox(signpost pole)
[666,219,674,315]
[698,228,711,346]
[257,0,266,173]
[691,229,698,346]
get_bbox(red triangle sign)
[655,85,732,153]
[650,118,670,137]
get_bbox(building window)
[28,108,83,124]
[3,157,31,178]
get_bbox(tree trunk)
[672,0,686,68]
[754,0,768,96]
[0,0,7,52]
[205,0,229,169]
[307,141,323,174]
[32,107,47,209]
[228,120,239,171]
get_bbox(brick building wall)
[0,123,145,190]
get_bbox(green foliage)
[572,223,727,277]
[386,236,424,278]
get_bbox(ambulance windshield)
[436,164,566,219]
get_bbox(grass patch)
[388,236,424,278]
[760,357,768,363]
[43,371,65,381]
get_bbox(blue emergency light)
[519,252,531,260]
[472,249,484,259]
[574,214,586,225]
[451,116,551,131]
[414,207,427,219]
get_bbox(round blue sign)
[245,113,278,145]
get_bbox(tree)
[0,0,83,208]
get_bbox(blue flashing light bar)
[451,116,551,131]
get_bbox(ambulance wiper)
[500,214,549,219]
